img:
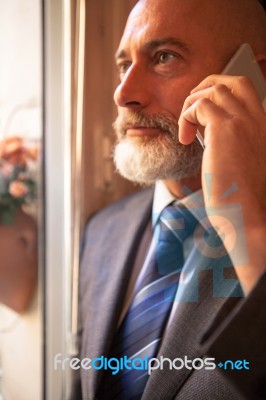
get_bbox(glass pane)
[0,1,43,399]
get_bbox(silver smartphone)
[222,43,266,105]
[196,43,266,149]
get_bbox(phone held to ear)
[196,43,266,149]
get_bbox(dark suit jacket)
[76,188,266,400]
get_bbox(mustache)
[113,110,180,139]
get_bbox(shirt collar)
[152,180,207,228]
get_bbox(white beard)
[113,110,202,185]
[113,134,202,185]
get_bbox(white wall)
[0,0,42,140]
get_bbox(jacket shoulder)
[86,187,154,227]
[81,187,153,247]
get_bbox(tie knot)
[159,203,198,243]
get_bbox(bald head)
[219,0,266,54]
[131,0,266,58]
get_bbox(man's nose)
[113,64,150,109]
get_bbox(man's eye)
[157,52,177,64]
[117,63,131,77]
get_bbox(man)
[77,0,266,398]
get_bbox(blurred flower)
[0,136,37,167]
[0,137,23,157]
[0,136,39,224]
[9,181,29,198]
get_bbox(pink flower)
[0,137,38,166]
[8,181,29,198]
[0,137,23,157]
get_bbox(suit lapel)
[82,187,243,399]
[83,189,153,397]
[142,240,243,400]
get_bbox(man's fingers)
[179,98,227,145]
[182,83,245,117]
[179,74,265,146]
[191,74,263,113]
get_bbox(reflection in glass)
[0,1,42,399]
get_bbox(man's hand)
[178,75,266,294]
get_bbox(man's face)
[113,0,236,185]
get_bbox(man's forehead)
[128,0,217,21]
[116,0,219,57]
[123,0,247,33]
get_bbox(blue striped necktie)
[98,204,198,399]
